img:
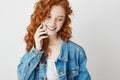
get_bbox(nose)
[48,19,56,27]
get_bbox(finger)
[37,28,46,33]
[36,27,47,33]
[38,24,43,29]
[42,22,47,29]
[38,35,48,40]
[36,28,45,34]
[35,31,47,38]
[38,32,47,37]
[39,31,47,35]
[36,24,43,32]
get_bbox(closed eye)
[57,18,64,21]
[46,16,51,19]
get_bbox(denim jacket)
[17,40,91,80]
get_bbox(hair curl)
[24,0,73,62]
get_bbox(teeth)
[45,25,56,30]
[48,27,56,30]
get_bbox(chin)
[47,32,57,36]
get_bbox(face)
[42,5,65,36]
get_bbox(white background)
[0,0,120,80]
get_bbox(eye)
[57,18,64,21]
[46,16,51,19]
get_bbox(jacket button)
[40,77,44,80]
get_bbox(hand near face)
[34,24,48,51]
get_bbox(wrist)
[34,45,42,51]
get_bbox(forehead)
[50,5,65,17]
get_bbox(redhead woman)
[17,0,91,80]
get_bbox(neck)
[48,35,61,46]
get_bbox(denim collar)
[57,40,68,62]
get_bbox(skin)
[34,5,66,58]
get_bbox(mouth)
[46,25,56,31]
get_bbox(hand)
[34,24,48,51]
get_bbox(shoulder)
[65,40,87,62]
[65,40,85,55]
[67,40,84,51]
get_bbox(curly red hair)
[24,0,73,54]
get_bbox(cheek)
[57,24,63,30]
[58,21,64,27]
[43,20,49,25]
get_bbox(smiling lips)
[46,25,56,31]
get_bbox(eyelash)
[57,19,63,21]
[46,16,51,19]
[46,16,63,21]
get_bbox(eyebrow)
[57,16,65,18]
[48,15,65,18]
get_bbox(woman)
[17,0,91,80]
